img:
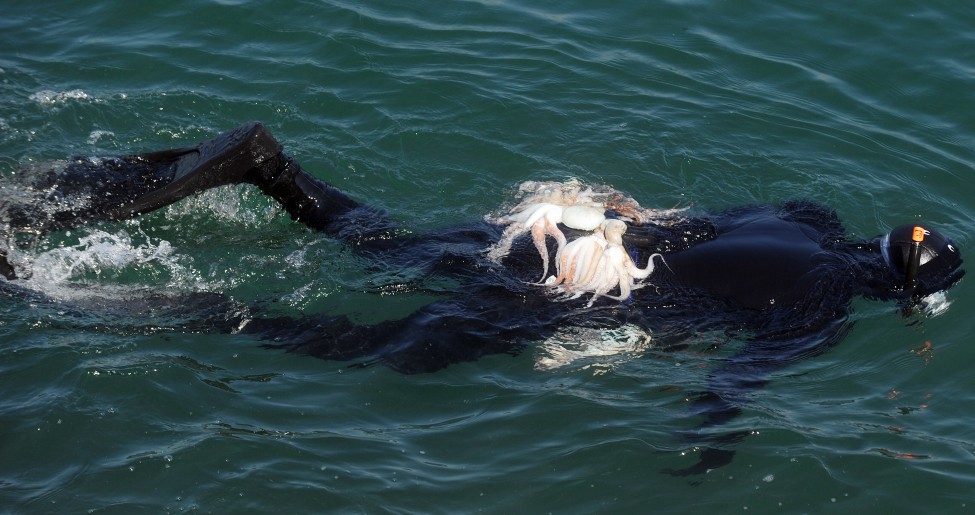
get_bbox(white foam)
[86,130,115,145]
[163,185,280,227]
[11,229,208,302]
[29,89,91,105]
[919,291,951,318]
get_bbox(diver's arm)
[666,311,851,476]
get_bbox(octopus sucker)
[528,210,566,282]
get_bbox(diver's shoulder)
[776,199,846,240]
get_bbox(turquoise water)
[2,0,975,512]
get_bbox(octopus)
[546,219,664,307]
[485,180,675,301]
[486,179,683,280]
[486,201,568,282]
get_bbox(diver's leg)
[17,121,385,239]
[248,284,557,373]
[2,122,283,236]
[1,122,285,279]
[244,153,369,235]
[250,157,502,276]
[2,122,476,278]
[119,122,388,239]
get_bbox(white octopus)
[486,180,607,278]
[547,219,664,307]
[485,179,674,301]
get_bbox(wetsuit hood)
[878,224,964,298]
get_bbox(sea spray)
[19,228,208,301]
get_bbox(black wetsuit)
[0,122,963,475]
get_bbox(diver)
[0,122,964,474]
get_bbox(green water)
[2,0,975,513]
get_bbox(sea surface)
[2,1,975,513]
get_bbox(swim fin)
[105,121,283,220]
[113,121,364,233]
[2,122,365,267]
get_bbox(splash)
[919,291,951,318]
[163,184,281,227]
[9,228,208,302]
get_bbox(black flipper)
[105,121,283,220]
[1,122,360,280]
[2,121,283,238]
[108,121,367,235]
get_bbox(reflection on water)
[535,323,653,372]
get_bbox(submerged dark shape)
[0,122,964,475]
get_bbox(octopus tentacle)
[553,233,604,288]
[626,252,665,280]
[519,202,560,228]
[485,223,522,263]
[606,246,634,300]
[574,239,606,287]
[486,202,565,271]
[547,217,567,273]
[529,220,553,282]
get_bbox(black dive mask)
[879,224,965,298]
